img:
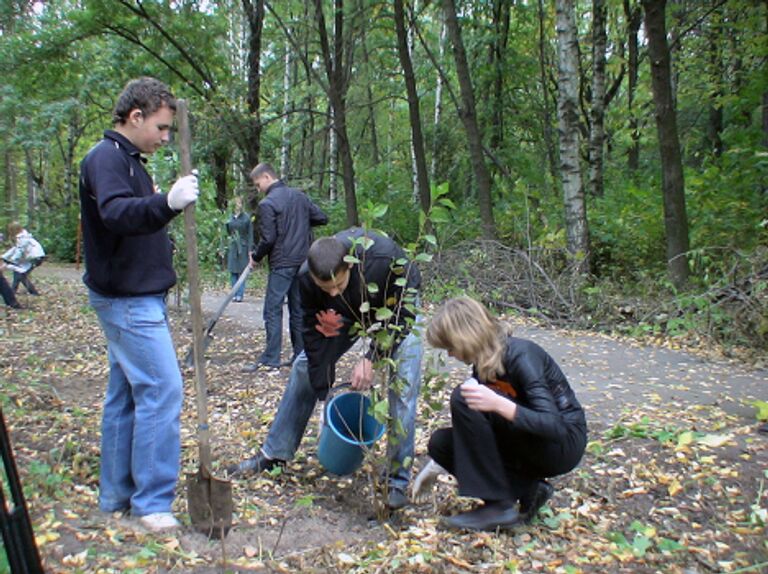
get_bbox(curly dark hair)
[112,77,176,125]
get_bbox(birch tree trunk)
[642,0,690,287]
[588,0,607,198]
[430,19,447,183]
[281,36,292,178]
[556,0,589,262]
[395,0,431,218]
[442,0,497,239]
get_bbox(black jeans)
[1,272,20,307]
[428,386,586,503]
[12,271,38,295]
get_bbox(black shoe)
[387,487,409,510]
[241,361,279,373]
[442,501,522,531]
[226,452,283,477]
[519,480,554,523]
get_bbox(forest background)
[0,0,766,353]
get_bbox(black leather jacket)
[251,180,327,269]
[485,337,587,443]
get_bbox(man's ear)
[128,108,143,125]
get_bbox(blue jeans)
[88,290,183,516]
[230,272,246,300]
[260,266,303,366]
[262,324,423,491]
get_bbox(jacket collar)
[103,130,147,163]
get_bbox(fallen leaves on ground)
[0,268,766,573]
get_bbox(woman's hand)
[461,383,517,420]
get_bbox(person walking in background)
[230,228,423,510]
[243,163,328,371]
[2,222,45,295]
[415,296,587,531]
[79,77,199,533]
[225,196,253,302]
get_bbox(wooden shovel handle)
[177,99,212,472]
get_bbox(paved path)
[42,265,766,424]
[198,282,766,424]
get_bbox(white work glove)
[411,458,447,503]
[167,173,199,211]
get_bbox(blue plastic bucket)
[317,391,385,475]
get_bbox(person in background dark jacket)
[225,196,253,302]
[244,163,328,370]
[230,228,423,510]
[78,77,199,533]
[415,296,587,532]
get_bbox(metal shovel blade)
[186,468,233,539]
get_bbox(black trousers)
[428,386,586,503]
[1,272,20,307]
[12,271,38,295]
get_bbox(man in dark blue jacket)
[244,163,328,370]
[79,77,199,533]
[231,228,423,510]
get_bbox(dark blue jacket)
[251,180,328,269]
[79,130,179,296]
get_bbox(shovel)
[177,99,233,538]
[183,264,252,368]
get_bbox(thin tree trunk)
[243,0,264,176]
[556,0,589,263]
[328,105,337,203]
[394,0,431,219]
[281,36,292,178]
[361,30,380,164]
[315,0,357,225]
[442,0,496,239]
[431,19,447,183]
[624,0,642,171]
[705,1,723,157]
[6,149,17,221]
[490,0,510,151]
[642,0,690,287]
[588,0,607,197]
[538,0,558,187]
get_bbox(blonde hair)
[426,296,511,381]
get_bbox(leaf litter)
[0,266,765,573]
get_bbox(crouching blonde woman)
[417,296,587,531]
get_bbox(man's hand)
[315,309,344,337]
[167,173,199,210]
[350,358,374,391]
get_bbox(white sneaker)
[138,512,180,532]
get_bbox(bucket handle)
[323,383,373,444]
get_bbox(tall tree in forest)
[624,0,642,171]
[442,0,496,239]
[314,0,358,226]
[538,0,558,185]
[430,18,447,183]
[394,0,430,218]
[555,0,589,263]
[588,0,607,198]
[642,0,690,287]
[243,0,264,175]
